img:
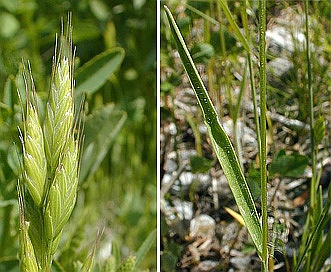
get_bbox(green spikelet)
[19,221,39,272]
[18,186,39,271]
[44,42,75,176]
[45,137,79,242]
[22,83,47,207]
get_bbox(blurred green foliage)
[0,0,156,270]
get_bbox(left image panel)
[0,1,156,271]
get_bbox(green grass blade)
[135,229,156,268]
[294,200,331,272]
[75,48,125,97]
[185,4,219,26]
[164,5,262,257]
[312,223,331,272]
[218,0,250,53]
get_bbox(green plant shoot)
[164,6,262,258]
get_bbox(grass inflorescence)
[18,16,82,271]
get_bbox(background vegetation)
[0,0,156,270]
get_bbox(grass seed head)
[19,14,82,271]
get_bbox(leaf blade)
[75,48,125,97]
[79,103,127,183]
[135,229,156,268]
[164,5,262,257]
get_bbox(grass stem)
[305,0,316,207]
[241,0,261,167]
[258,0,269,270]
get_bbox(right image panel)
[160,1,331,271]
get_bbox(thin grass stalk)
[217,0,241,166]
[185,113,203,156]
[305,0,316,208]
[185,3,219,26]
[241,0,262,161]
[247,55,261,154]
[297,2,316,270]
[217,0,258,137]
[218,0,250,53]
[233,58,247,123]
[233,60,248,171]
[258,0,268,270]
[215,4,224,119]
[218,2,233,121]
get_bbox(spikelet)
[45,137,79,243]
[44,32,75,176]
[18,185,39,271]
[21,70,47,207]
[19,224,39,272]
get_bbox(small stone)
[190,214,216,239]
